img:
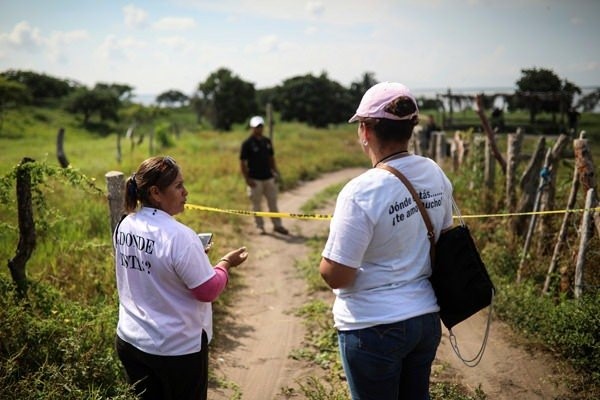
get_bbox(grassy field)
[0,104,599,399]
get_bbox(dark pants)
[115,332,209,400]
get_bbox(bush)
[0,277,137,400]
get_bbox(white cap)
[249,116,265,128]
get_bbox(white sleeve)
[173,229,215,289]
[322,192,374,269]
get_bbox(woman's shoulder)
[339,168,391,200]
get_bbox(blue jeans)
[337,313,441,400]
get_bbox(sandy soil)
[207,168,571,400]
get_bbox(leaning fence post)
[8,158,37,298]
[56,127,69,168]
[469,135,485,192]
[475,94,506,174]
[517,148,552,283]
[506,128,523,213]
[538,134,570,255]
[573,132,600,237]
[543,165,579,295]
[484,135,496,212]
[574,188,595,299]
[106,171,125,235]
[512,137,546,236]
[266,102,274,142]
[116,130,122,163]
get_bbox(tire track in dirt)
[208,168,364,400]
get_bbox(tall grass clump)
[0,276,136,400]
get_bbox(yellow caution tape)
[459,207,600,219]
[185,203,600,221]
[184,204,331,220]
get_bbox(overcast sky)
[1,0,598,97]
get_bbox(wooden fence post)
[543,165,579,295]
[506,128,523,213]
[7,158,37,297]
[469,135,485,192]
[484,135,496,211]
[266,102,274,142]
[56,127,69,168]
[573,132,600,237]
[517,148,552,283]
[106,171,125,236]
[475,94,506,174]
[409,128,420,155]
[149,127,155,156]
[537,134,570,255]
[512,137,546,236]
[450,130,465,172]
[574,188,595,298]
[434,131,446,163]
[116,130,122,163]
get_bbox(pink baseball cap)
[348,82,419,123]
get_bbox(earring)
[362,141,368,146]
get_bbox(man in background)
[240,116,289,235]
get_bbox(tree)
[274,72,353,128]
[349,72,378,109]
[1,69,75,104]
[197,68,257,131]
[65,87,121,125]
[95,82,134,102]
[156,89,189,107]
[576,88,600,112]
[560,79,582,110]
[514,68,563,124]
[0,77,31,133]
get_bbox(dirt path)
[208,168,570,400]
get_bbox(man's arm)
[269,156,280,180]
[240,159,254,187]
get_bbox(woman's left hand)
[221,247,249,268]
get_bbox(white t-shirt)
[322,155,453,330]
[114,207,216,355]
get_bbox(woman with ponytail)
[114,156,248,400]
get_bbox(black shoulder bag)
[378,163,495,367]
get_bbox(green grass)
[0,105,367,399]
[0,104,599,398]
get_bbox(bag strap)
[377,162,493,367]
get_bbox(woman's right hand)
[220,246,249,267]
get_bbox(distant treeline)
[1,67,599,131]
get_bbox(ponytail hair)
[124,173,140,213]
[124,156,180,213]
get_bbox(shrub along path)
[207,168,570,400]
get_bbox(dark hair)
[369,118,418,143]
[361,96,418,143]
[124,156,180,213]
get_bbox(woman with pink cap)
[319,82,454,399]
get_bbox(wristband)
[219,258,231,265]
